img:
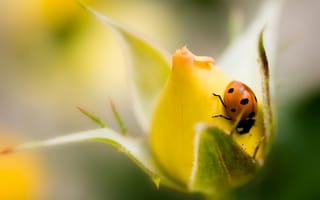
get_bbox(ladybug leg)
[212,92,231,121]
[212,93,226,108]
[212,114,232,120]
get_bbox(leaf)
[217,0,285,93]
[189,124,259,196]
[80,2,171,132]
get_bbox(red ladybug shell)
[223,81,257,121]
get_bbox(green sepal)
[190,124,259,196]
[8,128,182,191]
[79,2,171,132]
[258,31,274,153]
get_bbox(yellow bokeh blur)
[0,0,178,198]
[0,128,45,200]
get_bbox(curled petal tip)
[194,56,215,70]
[173,46,214,70]
[194,56,215,63]
[173,46,195,68]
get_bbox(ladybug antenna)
[212,93,226,108]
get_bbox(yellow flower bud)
[150,47,265,187]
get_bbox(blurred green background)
[0,0,319,199]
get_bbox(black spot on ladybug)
[249,111,255,118]
[228,88,234,93]
[231,108,236,112]
[240,98,249,105]
[254,95,257,102]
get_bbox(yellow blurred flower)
[0,128,45,200]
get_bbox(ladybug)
[212,81,258,134]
